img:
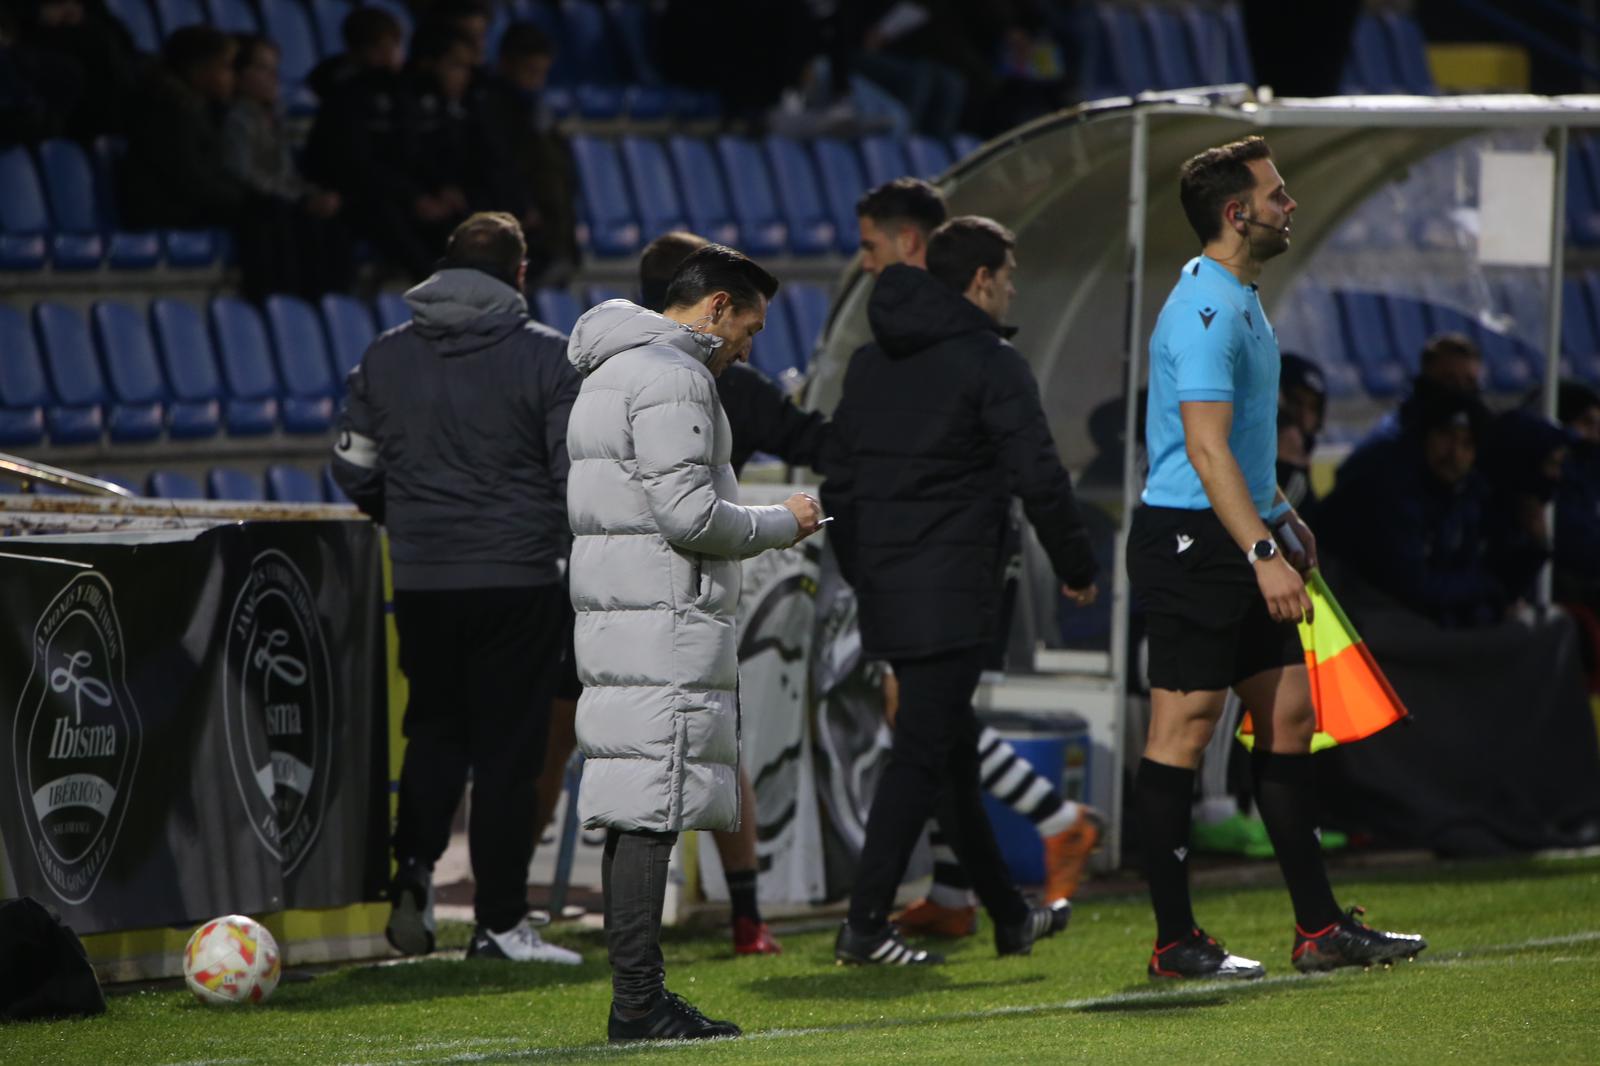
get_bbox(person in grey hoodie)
[331,212,583,966]
[566,244,823,1042]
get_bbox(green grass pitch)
[4,856,1597,1065]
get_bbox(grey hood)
[405,268,530,357]
[567,298,720,376]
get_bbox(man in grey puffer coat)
[566,245,823,1042]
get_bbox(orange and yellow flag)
[1239,569,1408,752]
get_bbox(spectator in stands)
[1480,408,1567,607]
[1359,332,1485,450]
[417,0,491,69]
[483,21,578,283]
[332,212,583,967]
[1320,384,1505,628]
[222,33,350,297]
[1278,352,1328,516]
[405,30,510,228]
[0,3,83,141]
[856,176,946,276]
[305,7,444,280]
[15,0,139,137]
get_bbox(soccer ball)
[183,915,282,1005]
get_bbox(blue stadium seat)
[1569,139,1600,248]
[1380,295,1431,377]
[104,0,161,53]
[858,136,912,188]
[37,302,163,441]
[619,136,688,244]
[1176,3,1232,85]
[1563,275,1600,385]
[94,300,218,441]
[622,84,669,121]
[151,0,204,38]
[1380,12,1434,94]
[607,0,663,84]
[323,463,350,504]
[310,0,351,56]
[561,0,623,83]
[261,0,323,113]
[153,299,273,436]
[535,288,583,333]
[147,470,203,500]
[266,463,325,503]
[1141,5,1201,90]
[783,283,830,370]
[86,137,162,269]
[1341,14,1403,94]
[1097,4,1157,94]
[265,294,339,420]
[751,296,800,381]
[1333,290,1407,398]
[374,290,411,331]
[570,135,641,256]
[0,148,53,270]
[573,84,625,121]
[1218,2,1256,85]
[92,473,141,496]
[35,140,110,270]
[761,136,832,256]
[208,466,265,500]
[321,293,377,379]
[905,134,952,179]
[207,0,260,32]
[664,136,740,248]
[214,296,330,433]
[950,133,981,161]
[710,136,787,257]
[666,86,721,121]
[810,138,869,255]
[0,307,49,446]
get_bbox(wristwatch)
[1247,538,1278,564]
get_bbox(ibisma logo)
[14,571,144,905]
[224,549,333,875]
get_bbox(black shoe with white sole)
[607,991,742,1043]
[834,921,944,965]
[385,858,435,957]
[1148,928,1266,981]
[995,900,1071,957]
[1292,907,1427,972]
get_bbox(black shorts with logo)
[1126,505,1303,693]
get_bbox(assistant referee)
[1127,137,1425,980]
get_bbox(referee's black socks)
[1136,758,1199,945]
[1251,751,1343,932]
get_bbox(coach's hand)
[783,493,824,543]
[1062,583,1098,607]
[1256,555,1313,624]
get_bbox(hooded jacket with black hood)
[821,263,1098,659]
[332,267,579,589]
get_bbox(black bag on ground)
[0,897,107,1021]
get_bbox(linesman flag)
[1239,569,1408,752]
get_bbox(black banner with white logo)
[0,522,388,934]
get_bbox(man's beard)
[1250,230,1290,261]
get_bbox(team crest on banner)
[224,549,334,874]
[12,571,144,904]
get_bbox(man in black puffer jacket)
[824,215,1099,967]
[332,212,583,967]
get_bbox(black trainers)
[385,858,435,957]
[1292,906,1427,972]
[1148,928,1266,981]
[607,990,742,1043]
[834,921,944,965]
[995,900,1071,957]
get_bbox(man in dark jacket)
[332,212,583,966]
[823,215,1098,966]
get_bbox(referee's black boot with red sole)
[1291,906,1427,972]
[995,900,1071,957]
[834,921,944,966]
[1148,929,1266,981]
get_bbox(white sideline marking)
[154,930,1600,1066]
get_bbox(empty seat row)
[574,132,978,259]
[1081,1,1254,98]
[0,464,346,503]
[1337,11,1436,96]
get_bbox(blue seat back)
[1141,6,1200,89]
[859,136,912,188]
[104,0,161,53]
[1177,4,1232,85]
[261,0,322,92]
[323,464,350,503]
[810,138,868,252]
[535,288,583,334]
[1562,276,1600,356]
[265,294,337,398]
[1381,12,1434,94]
[1098,5,1156,94]
[208,467,265,500]
[37,140,99,233]
[266,463,324,502]
[1218,2,1255,84]
[92,301,168,404]
[666,135,737,243]
[310,0,351,55]
[570,134,640,252]
[717,136,783,230]
[1381,295,1431,375]
[0,306,51,407]
[905,134,952,179]
[1334,290,1404,393]
[1343,14,1399,93]
[784,283,830,367]
[375,291,411,330]
[751,296,800,380]
[608,0,662,83]
[151,300,224,401]
[560,0,621,83]
[147,470,203,499]
[151,0,204,36]
[210,297,282,401]
[207,0,261,32]
[321,293,376,378]
[34,303,109,407]
[0,147,50,235]
[620,136,687,240]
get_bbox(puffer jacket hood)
[568,298,720,376]
[405,268,529,357]
[867,263,1009,359]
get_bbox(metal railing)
[0,453,137,498]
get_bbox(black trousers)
[602,828,678,1011]
[392,584,564,932]
[847,644,1029,932]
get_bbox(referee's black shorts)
[1126,505,1303,693]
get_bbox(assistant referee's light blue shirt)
[1142,255,1280,515]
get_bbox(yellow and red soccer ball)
[182,915,281,1005]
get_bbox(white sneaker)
[466,918,582,965]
